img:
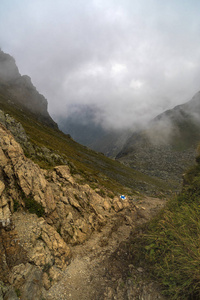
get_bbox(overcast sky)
[0,0,200,130]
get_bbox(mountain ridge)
[0,49,57,128]
[116,91,200,187]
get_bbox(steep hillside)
[116,91,200,188]
[0,96,171,196]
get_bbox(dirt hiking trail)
[44,196,167,300]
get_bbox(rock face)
[0,122,134,298]
[0,49,57,128]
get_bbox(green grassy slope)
[171,112,200,151]
[0,91,171,196]
[131,154,200,299]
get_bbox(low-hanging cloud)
[0,0,200,130]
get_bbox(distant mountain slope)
[88,129,132,158]
[116,91,200,187]
[0,49,57,128]
[57,104,132,157]
[58,105,106,147]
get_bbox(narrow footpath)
[44,196,167,300]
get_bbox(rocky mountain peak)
[0,49,57,128]
[154,90,200,123]
[0,49,20,82]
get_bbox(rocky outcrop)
[0,109,67,167]
[0,122,134,298]
[0,123,57,218]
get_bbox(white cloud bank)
[0,0,200,129]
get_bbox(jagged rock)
[0,109,67,167]
[0,181,5,196]
[29,239,53,267]
[113,197,124,212]
[43,266,62,290]
[54,165,75,184]
[103,200,111,211]
[3,286,18,300]
[49,265,62,282]
[41,223,71,269]
[9,263,43,300]
[0,123,56,217]
[0,111,28,147]
[0,205,11,226]
[0,228,28,284]
[11,214,71,272]
[42,272,51,290]
[60,220,74,243]
[0,281,8,300]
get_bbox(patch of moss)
[57,223,61,235]
[25,197,45,217]
[96,189,106,197]
[15,288,21,297]
[74,194,79,201]
[42,263,51,273]
[21,191,45,217]
[13,199,20,212]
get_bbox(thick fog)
[0,0,200,130]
